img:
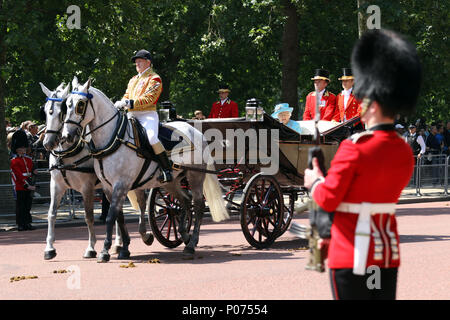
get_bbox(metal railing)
[407,154,449,196]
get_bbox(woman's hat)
[311,68,330,81]
[271,103,293,118]
[338,68,354,80]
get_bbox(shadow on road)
[400,234,450,243]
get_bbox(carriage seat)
[128,117,184,159]
[296,120,339,135]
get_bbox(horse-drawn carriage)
[42,79,357,261]
[148,100,355,250]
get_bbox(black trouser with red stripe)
[15,190,33,228]
[330,268,398,300]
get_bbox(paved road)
[0,201,448,300]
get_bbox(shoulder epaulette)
[349,130,374,144]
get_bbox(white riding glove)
[115,99,134,109]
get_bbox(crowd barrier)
[1,154,449,218]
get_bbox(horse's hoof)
[44,250,57,260]
[142,233,154,246]
[83,250,97,259]
[112,246,122,255]
[183,246,195,256]
[182,234,191,245]
[97,253,110,263]
[118,249,130,260]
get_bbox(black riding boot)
[155,151,173,183]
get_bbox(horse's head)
[39,82,70,151]
[62,76,93,143]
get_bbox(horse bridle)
[41,91,67,136]
[63,90,94,130]
[66,89,119,139]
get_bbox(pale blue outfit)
[271,103,302,134]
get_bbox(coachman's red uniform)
[311,127,414,274]
[333,91,362,122]
[208,98,238,118]
[303,90,336,121]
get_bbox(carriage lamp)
[158,101,177,122]
[158,109,170,123]
[245,98,264,121]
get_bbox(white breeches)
[128,110,160,145]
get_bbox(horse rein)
[67,90,119,141]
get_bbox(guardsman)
[10,129,37,231]
[333,68,362,122]
[304,29,422,300]
[208,85,238,118]
[302,69,336,121]
[114,49,172,182]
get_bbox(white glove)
[114,100,128,109]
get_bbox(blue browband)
[46,97,64,102]
[71,91,93,99]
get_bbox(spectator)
[271,103,302,134]
[208,84,239,118]
[10,129,37,231]
[193,110,206,120]
[443,121,450,155]
[302,68,336,121]
[404,124,426,160]
[395,123,405,136]
[425,125,441,185]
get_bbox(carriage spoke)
[166,218,172,239]
[159,216,169,233]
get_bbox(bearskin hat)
[11,129,29,154]
[351,29,422,117]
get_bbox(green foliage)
[1,0,448,125]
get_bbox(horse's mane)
[89,86,115,108]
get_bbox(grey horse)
[61,77,228,262]
[40,82,126,260]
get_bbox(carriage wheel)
[277,192,296,237]
[240,175,283,249]
[147,185,193,248]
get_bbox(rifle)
[289,89,334,273]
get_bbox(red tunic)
[303,91,336,121]
[312,128,414,271]
[10,155,34,191]
[208,99,238,118]
[332,92,362,122]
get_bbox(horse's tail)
[127,191,140,211]
[203,163,229,222]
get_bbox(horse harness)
[68,90,161,190]
[43,91,96,188]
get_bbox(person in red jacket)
[333,68,362,122]
[10,129,38,231]
[304,29,422,300]
[208,85,238,118]
[302,69,336,121]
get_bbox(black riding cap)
[351,29,422,116]
[131,49,152,63]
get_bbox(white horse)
[62,77,228,262]
[40,82,125,260]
